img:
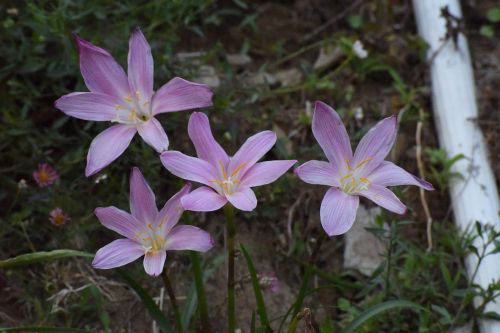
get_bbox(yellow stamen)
[218,160,228,179]
[360,177,370,184]
[124,95,132,103]
[354,157,373,169]
[340,173,353,183]
[230,163,247,177]
[147,223,153,230]
[115,104,124,110]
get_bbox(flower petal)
[294,160,339,186]
[137,117,169,153]
[228,131,277,177]
[55,92,127,121]
[360,184,407,214]
[352,115,398,175]
[94,206,145,239]
[165,225,214,252]
[312,101,353,171]
[152,77,213,115]
[143,251,166,277]
[160,151,217,186]
[75,35,130,98]
[181,186,228,212]
[320,187,359,236]
[92,239,144,269]
[157,183,192,234]
[85,124,137,177]
[127,28,154,101]
[242,160,296,187]
[188,112,228,165]
[369,161,434,190]
[227,186,257,211]
[130,167,158,224]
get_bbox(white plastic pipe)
[412,1,500,332]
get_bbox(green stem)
[224,204,236,333]
[190,251,211,333]
[161,268,183,333]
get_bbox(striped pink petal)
[320,187,359,236]
[360,184,407,214]
[75,35,130,99]
[181,186,228,212]
[85,124,137,177]
[352,115,398,175]
[227,186,257,211]
[369,161,434,190]
[165,225,214,252]
[152,77,213,115]
[294,160,339,186]
[127,28,154,101]
[242,160,296,187]
[94,206,145,239]
[228,131,276,177]
[137,117,169,153]
[312,101,352,171]
[143,250,166,277]
[130,167,158,224]
[188,112,229,166]
[55,92,127,121]
[160,151,217,186]
[92,239,144,269]
[157,183,192,234]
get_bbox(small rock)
[313,45,342,70]
[227,53,252,66]
[274,68,303,87]
[248,71,278,86]
[343,205,385,276]
[194,65,220,88]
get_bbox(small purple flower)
[295,101,434,236]
[92,167,214,276]
[49,208,70,226]
[55,28,213,177]
[160,112,297,212]
[33,163,59,187]
[258,272,280,293]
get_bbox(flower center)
[339,157,373,195]
[38,170,49,183]
[113,90,151,125]
[209,161,246,195]
[135,223,166,253]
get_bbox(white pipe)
[412,1,500,332]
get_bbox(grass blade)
[0,250,93,268]
[0,326,92,332]
[240,244,271,332]
[340,300,422,333]
[118,270,173,333]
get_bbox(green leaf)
[480,25,494,38]
[486,7,500,22]
[0,327,92,333]
[0,250,93,268]
[340,300,422,333]
[348,15,363,29]
[118,270,173,333]
[240,244,271,332]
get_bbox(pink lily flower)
[295,101,434,236]
[55,28,213,177]
[92,167,214,276]
[160,112,297,212]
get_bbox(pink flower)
[160,112,297,212]
[92,167,214,276]
[33,163,59,187]
[55,28,213,177]
[295,101,434,236]
[49,208,70,226]
[258,272,280,293]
